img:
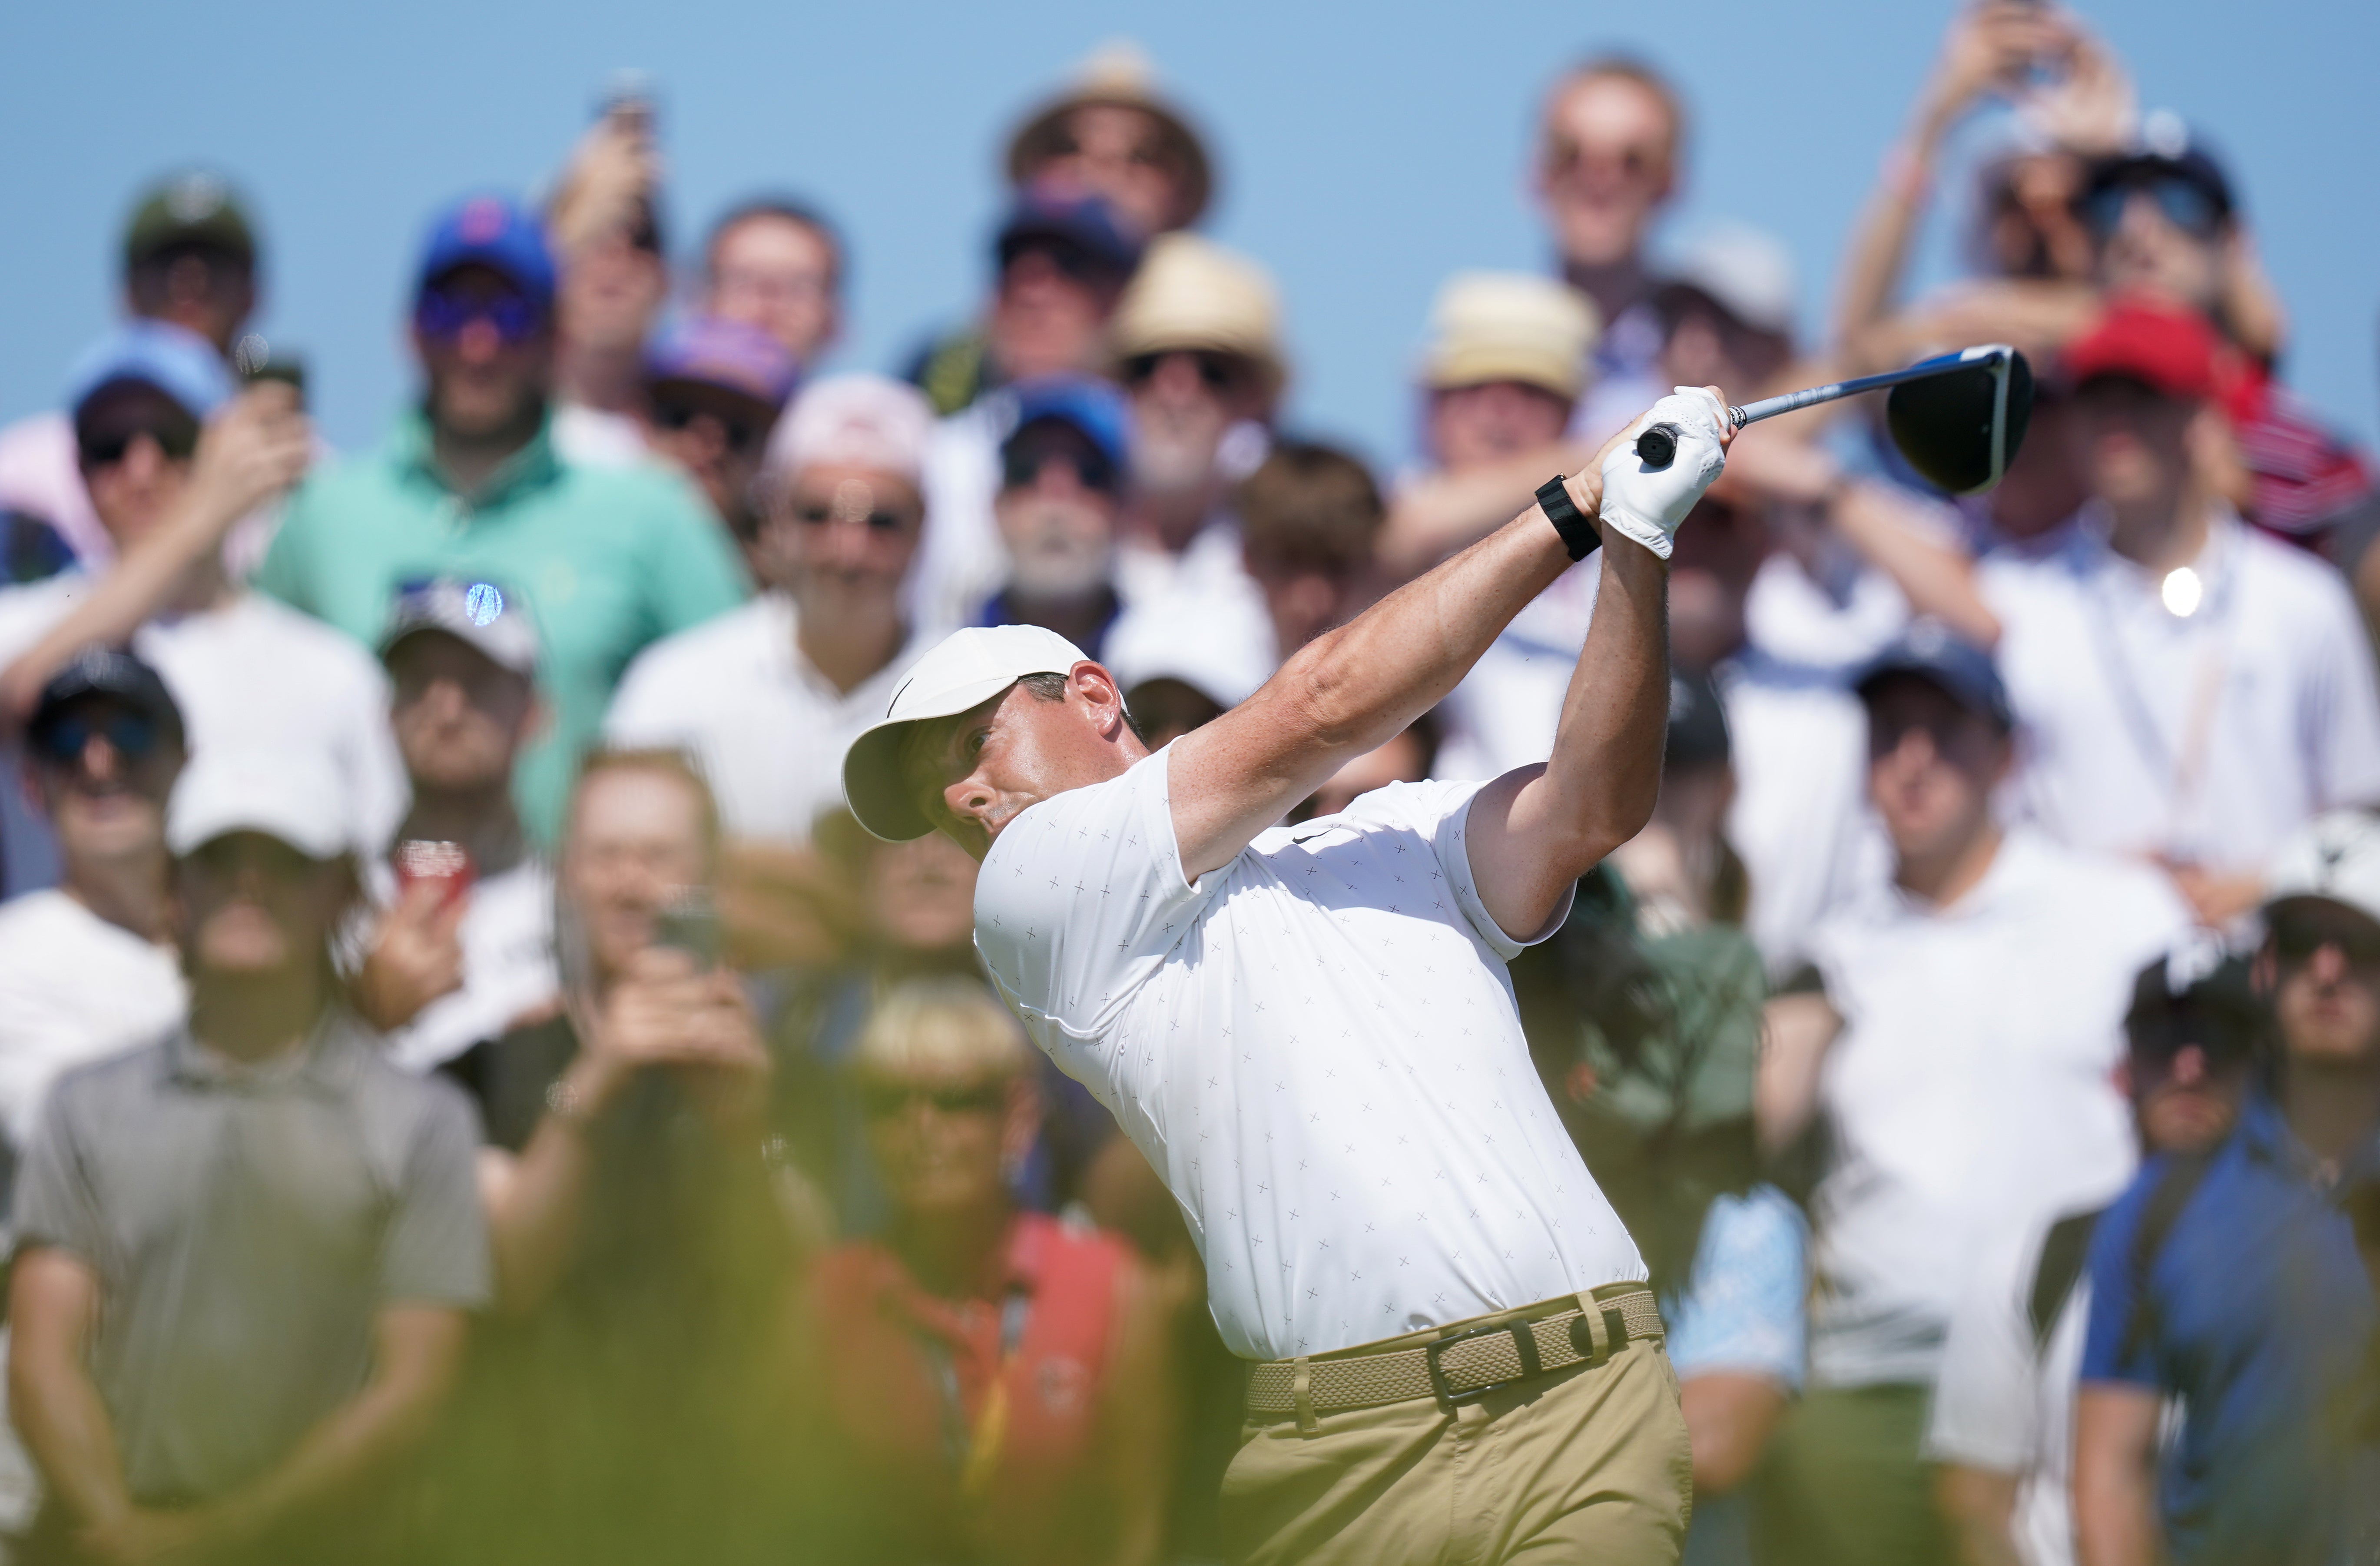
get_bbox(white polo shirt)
[368,858,559,1074]
[0,890,185,1154]
[975,749,1645,1362]
[1803,830,2188,1388]
[604,592,924,845]
[0,581,408,857]
[1981,510,2380,876]
[1926,1203,2119,1566]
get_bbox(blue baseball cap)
[415,193,557,312]
[995,186,1145,280]
[65,321,234,423]
[1853,623,2013,730]
[644,315,799,409]
[1003,375,1131,474]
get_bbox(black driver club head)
[1885,347,2033,496]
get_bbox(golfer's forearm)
[1538,534,1668,856]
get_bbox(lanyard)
[929,1286,1033,1501]
[2078,520,2240,853]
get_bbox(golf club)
[1633,344,2033,497]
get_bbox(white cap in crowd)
[842,624,1090,842]
[167,748,352,862]
[2264,808,2380,926]
[1657,222,1798,339]
[1421,272,1600,401]
[1107,589,1277,713]
[765,373,937,489]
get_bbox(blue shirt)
[2080,1095,2380,1566]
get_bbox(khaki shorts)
[1220,1333,1693,1566]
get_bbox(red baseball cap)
[2061,298,2222,402]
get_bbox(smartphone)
[232,334,308,407]
[653,887,720,967]
[599,69,656,133]
[394,839,474,911]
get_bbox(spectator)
[1757,630,2191,1566]
[640,314,800,553]
[0,323,406,859]
[805,978,1174,1566]
[355,577,559,1074]
[700,197,844,369]
[545,92,671,466]
[1831,299,2380,926]
[1290,713,1439,823]
[1379,271,1599,577]
[437,747,792,1566]
[911,189,1147,631]
[1004,42,1214,236]
[1108,233,1283,601]
[1653,225,1799,410]
[2072,812,2380,1566]
[1104,596,1274,749]
[1234,438,1383,658]
[0,654,187,1159]
[1929,945,2256,1566]
[0,172,262,572]
[979,377,1134,656]
[607,373,935,849]
[7,748,487,1566]
[1534,56,1687,441]
[254,192,746,847]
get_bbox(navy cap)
[1854,623,2012,730]
[29,647,186,751]
[416,193,557,311]
[2125,939,2264,1068]
[2084,116,2235,225]
[1003,375,1131,474]
[66,321,235,424]
[995,186,1145,280]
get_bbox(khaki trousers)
[1220,1334,1693,1566]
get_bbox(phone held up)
[653,887,721,969]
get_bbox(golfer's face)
[912,679,1097,861]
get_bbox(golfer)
[842,389,1732,1564]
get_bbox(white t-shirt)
[914,398,1008,637]
[1803,831,2189,1387]
[1981,510,2380,876]
[370,858,559,1074]
[551,402,651,468]
[974,750,1644,1361]
[1926,1203,2118,1566]
[603,593,922,846]
[0,890,185,1153]
[0,581,408,856]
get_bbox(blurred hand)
[355,879,468,1032]
[1921,2,2073,130]
[548,111,662,258]
[1711,421,1841,509]
[1598,387,1733,560]
[182,383,310,532]
[579,947,771,1129]
[76,1506,221,1566]
[2020,17,2136,156]
[716,839,861,971]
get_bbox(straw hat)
[1420,273,1601,401]
[1005,41,1215,229]
[1110,233,1286,394]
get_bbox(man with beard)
[976,378,1133,659]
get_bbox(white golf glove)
[1598,388,1730,561]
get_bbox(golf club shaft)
[1635,351,2007,466]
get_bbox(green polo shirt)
[255,413,748,843]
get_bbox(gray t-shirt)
[13,1014,489,1505]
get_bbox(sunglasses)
[414,289,544,345]
[34,710,165,766]
[78,419,199,469]
[859,1081,1008,1120]
[789,500,913,532]
[2081,177,2224,242]
[1123,350,1248,395]
[1004,237,1115,286]
[1001,443,1120,497]
[2271,910,2380,972]
[650,398,767,456]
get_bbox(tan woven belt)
[1246,1284,1664,1424]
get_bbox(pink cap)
[764,373,936,488]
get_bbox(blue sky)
[3,0,2374,469]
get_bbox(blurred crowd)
[0,7,2376,1564]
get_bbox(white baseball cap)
[764,373,937,490]
[167,748,351,862]
[1657,223,1798,340]
[841,624,1091,842]
[2264,808,2380,927]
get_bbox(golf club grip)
[1631,406,1750,469]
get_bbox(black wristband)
[1535,475,1600,561]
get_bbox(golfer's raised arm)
[1167,388,1732,887]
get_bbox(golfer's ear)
[1072,662,1129,735]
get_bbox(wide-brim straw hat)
[1109,233,1286,395]
[1420,272,1601,401]
[1005,41,1215,230]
